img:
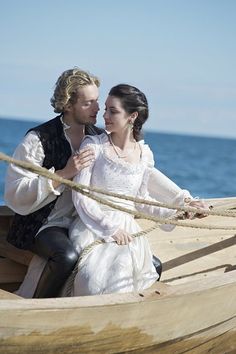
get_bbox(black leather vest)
[7,115,104,249]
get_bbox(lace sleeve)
[136,167,177,231]
[147,168,192,204]
[72,135,120,241]
[140,141,155,168]
[138,140,193,204]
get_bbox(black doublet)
[7,115,103,249]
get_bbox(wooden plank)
[0,258,27,283]
[0,200,235,353]
[0,279,236,353]
[0,237,33,266]
[0,206,33,266]
[138,202,236,286]
[0,289,22,299]
[0,282,22,293]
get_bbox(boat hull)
[0,201,236,354]
[1,276,236,354]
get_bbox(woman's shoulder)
[83,132,108,145]
[138,140,155,168]
[81,133,109,158]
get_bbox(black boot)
[152,255,162,281]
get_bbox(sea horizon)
[0,116,236,203]
[1,115,236,142]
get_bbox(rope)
[1,151,236,296]
[0,151,236,224]
[65,223,159,296]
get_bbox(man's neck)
[61,114,85,150]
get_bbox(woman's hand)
[53,147,95,187]
[112,229,133,245]
[185,199,211,219]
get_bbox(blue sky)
[1,0,236,138]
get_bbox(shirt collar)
[60,114,70,131]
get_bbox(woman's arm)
[72,136,121,241]
[147,169,209,219]
[136,168,179,231]
[147,168,192,204]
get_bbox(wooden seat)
[0,206,33,266]
[0,237,33,266]
[0,257,28,293]
[0,288,22,299]
[0,258,28,283]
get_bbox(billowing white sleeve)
[136,144,189,231]
[136,170,178,232]
[147,168,192,203]
[4,131,65,215]
[139,139,193,204]
[72,136,120,241]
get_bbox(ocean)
[0,117,236,204]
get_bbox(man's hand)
[53,147,95,187]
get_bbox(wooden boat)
[0,198,236,354]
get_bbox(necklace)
[109,135,137,159]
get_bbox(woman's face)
[103,95,131,133]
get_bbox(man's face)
[68,84,100,125]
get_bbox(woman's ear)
[130,112,138,123]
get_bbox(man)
[5,68,103,298]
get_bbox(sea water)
[0,117,235,204]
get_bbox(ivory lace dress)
[67,133,179,296]
[15,132,191,298]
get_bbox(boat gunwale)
[0,270,236,311]
[1,198,236,310]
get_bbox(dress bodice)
[90,134,149,202]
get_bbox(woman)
[68,84,207,296]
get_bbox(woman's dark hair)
[109,84,149,141]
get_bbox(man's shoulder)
[28,116,61,133]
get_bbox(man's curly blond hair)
[51,68,100,113]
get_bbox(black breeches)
[152,255,163,280]
[29,226,79,298]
